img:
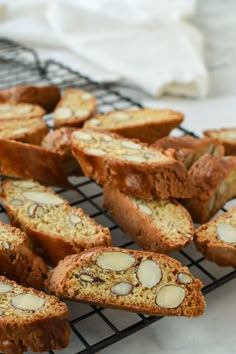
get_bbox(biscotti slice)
[0,179,112,265]
[152,135,224,169]
[54,88,96,128]
[0,221,48,289]
[182,155,236,223]
[0,116,49,145]
[71,129,195,199]
[0,276,70,354]
[46,247,205,318]
[103,184,194,254]
[41,127,83,175]
[204,128,236,155]
[0,103,45,120]
[195,206,236,266]
[0,85,61,113]
[84,108,183,143]
[0,138,70,187]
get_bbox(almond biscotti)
[0,85,61,113]
[103,184,194,254]
[204,128,236,155]
[54,88,96,128]
[0,179,112,265]
[71,129,195,200]
[0,276,70,354]
[84,108,183,143]
[46,247,205,318]
[152,135,224,169]
[0,103,45,120]
[0,117,49,145]
[182,155,236,223]
[195,206,236,266]
[0,221,48,290]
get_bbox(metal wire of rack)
[0,38,236,354]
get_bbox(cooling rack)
[0,38,235,354]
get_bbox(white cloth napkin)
[0,0,209,98]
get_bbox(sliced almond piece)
[208,194,216,212]
[12,128,29,136]
[69,214,81,226]
[12,180,37,189]
[122,155,146,163]
[22,191,64,205]
[73,131,93,141]
[155,285,185,309]
[27,203,40,217]
[138,204,152,216]
[55,107,72,119]
[0,104,12,112]
[11,293,45,311]
[85,148,106,156]
[0,309,4,316]
[101,135,112,142]
[111,282,133,295]
[110,112,130,120]
[15,105,32,114]
[177,272,193,284]
[10,198,24,206]
[96,251,135,271]
[0,283,13,293]
[137,260,162,288]
[75,108,90,118]
[89,118,100,126]
[1,241,10,250]
[76,272,103,284]
[121,141,141,150]
[217,223,236,244]
[80,93,93,100]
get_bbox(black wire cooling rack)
[0,38,236,354]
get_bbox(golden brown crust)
[0,85,61,113]
[0,276,70,354]
[182,155,236,223]
[0,221,48,289]
[71,129,195,199]
[0,139,70,187]
[204,128,236,156]
[103,184,194,253]
[195,206,236,266]
[84,109,184,143]
[152,135,225,169]
[46,247,205,318]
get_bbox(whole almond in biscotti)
[84,108,184,143]
[46,247,205,318]
[0,103,45,120]
[0,179,112,266]
[0,221,48,290]
[71,128,195,200]
[0,276,70,354]
[54,88,96,129]
[195,206,236,266]
[151,135,224,169]
[103,184,194,254]
[204,127,236,156]
[182,155,236,223]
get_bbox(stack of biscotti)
[84,108,183,143]
[46,247,205,317]
[204,127,236,155]
[0,179,112,265]
[0,276,70,354]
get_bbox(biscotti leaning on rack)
[46,247,205,318]
[54,88,96,128]
[84,108,183,143]
[103,184,194,254]
[204,127,236,155]
[71,129,195,200]
[0,276,70,354]
[0,179,112,265]
[195,206,236,266]
[0,221,48,290]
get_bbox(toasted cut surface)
[54,88,96,129]
[0,103,45,120]
[46,247,205,318]
[103,184,194,253]
[195,206,236,266]
[0,276,70,354]
[0,221,48,289]
[0,117,49,145]
[0,85,60,113]
[204,128,236,155]
[0,138,70,187]
[152,135,224,169]
[0,179,112,265]
[71,129,195,199]
[182,155,236,223]
[84,108,183,143]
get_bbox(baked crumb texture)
[0,102,45,120]
[204,128,236,156]
[46,247,205,318]
[0,276,70,354]
[84,108,184,143]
